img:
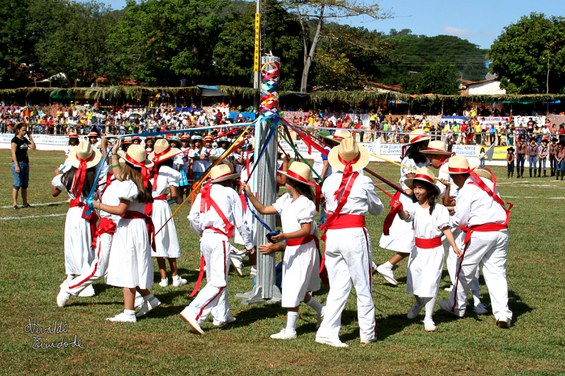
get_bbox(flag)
[486,144,495,161]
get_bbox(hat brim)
[211,173,240,183]
[328,143,370,172]
[278,170,316,186]
[404,177,441,196]
[420,149,453,156]
[148,148,181,163]
[407,136,430,145]
[117,150,154,168]
[68,148,102,169]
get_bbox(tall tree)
[400,62,459,94]
[280,0,386,93]
[489,13,565,94]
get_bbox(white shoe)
[136,297,161,318]
[270,329,297,340]
[376,264,398,286]
[77,284,95,297]
[444,285,454,292]
[106,312,136,323]
[250,266,257,277]
[407,302,423,319]
[360,337,376,345]
[213,315,236,327]
[439,299,465,318]
[60,275,73,288]
[179,309,204,335]
[371,261,378,275]
[473,302,489,315]
[172,275,187,287]
[56,288,71,307]
[424,319,437,332]
[230,248,245,277]
[496,317,512,329]
[315,336,349,348]
[159,278,169,287]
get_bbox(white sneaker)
[360,337,376,345]
[172,275,187,287]
[77,284,95,297]
[496,317,512,329]
[315,336,349,348]
[230,247,245,276]
[270,329,297,340]
[473,302,489,315]
[106,312,136,323]
[213,315,236,327]
[376,264,398,286]
[179,308,204,335]
[136,297,161,318]
[424,319,437,332]
[407,302,423,319]
[250,266,257,277]
[56,288,71,307]
[439,299,465,318]
[444,285,454,292]
[159,278,169,287]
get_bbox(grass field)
[1,149,564,375]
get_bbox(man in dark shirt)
[10,123,36,209]
[515,136,527,178]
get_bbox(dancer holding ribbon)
[241,161,323,340]
[315,136,384,348]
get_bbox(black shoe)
[13,205,19,210]
[22,203,32,208]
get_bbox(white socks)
[286,311,298,333]
[423,297,436,322]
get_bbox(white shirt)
[322,171,384,217]
[188,183,254,250]
[152,165,181,196]
[452,176,507,228]
[405,204,450,238]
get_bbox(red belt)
[324,214,365,229]
[96,217,117,236]
[70,200,98,249]
[415,237,442,249]
[153,194,167,200]
[122,210,156,252]
[459,222,508,247]
[204,226,231,237]
[286,234,315,246]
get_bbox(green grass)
[1,150,564,375]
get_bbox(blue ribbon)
[242,192,273,232]
[84,151,111,217]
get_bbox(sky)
[87,0,564,49]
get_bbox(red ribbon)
[333,153,361,200]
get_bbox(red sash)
[415,237,442,249]
[286,234,315,246]
[382,191,402,235]
[70,200,99,250]
[91,217,117,249]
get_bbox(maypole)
[239,55,282,303]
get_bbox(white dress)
[379,156,429,254]
[151,165,181,258]
[405,204,450,297]
[106,180,153,289]
[52,174,93,276]
[272,193,320,307]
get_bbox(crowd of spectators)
[1,102,564,147]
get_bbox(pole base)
[236,284,282,305]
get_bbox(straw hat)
[68,133,79,139]
[278,161,315,185]
[68,140,102,169]
[118,144,154,169]
[324,129,352,143]
[406,129,430,145]
[473,167,494,181]
[420,140,453,156]
[87,131,99,138]
[209,163,240,183]
[148,139,180,163]
[328,137,370,172]
[204,135,214,142]
[192,135,203,141]
[180,135,190,141]
[404,167,441,196]
[447,155,471,174]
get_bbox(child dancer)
[180,164,254,334]
[52,140,102,296]
[148,139,186,287]
[396,167,461,331]
[242,162,323,340]
[93,143,160,322]
[506,147,515,178]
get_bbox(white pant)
[316,227,376,341]
[448,230,512,320]
[186,233,231,323]
[66,232,113,295]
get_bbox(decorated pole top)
[260,54,280,117]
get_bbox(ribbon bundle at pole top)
[260,55,280,116]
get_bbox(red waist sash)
[415,237,442,249]
[153,194,167,200]
[324,214,365,229]
[286,234,315,246]
[204,226,231,237]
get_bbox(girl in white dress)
[148,139,185,287]
[377,129,430,285]
[51,140,102,293]
[396,167,461,331]
[92,143,160,323]
[242,162,323,340]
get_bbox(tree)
[401,62,459,95]
[280,0,386,93]
[490,13,565,94]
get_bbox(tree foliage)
[400,62,460,95]
[489,13,565,94]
